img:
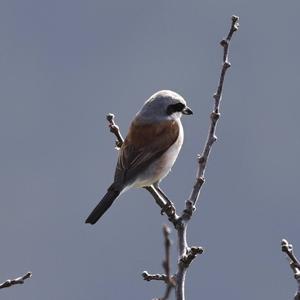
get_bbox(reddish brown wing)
[113,120,179,185]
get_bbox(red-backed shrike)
[85,90,192,224]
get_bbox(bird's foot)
[161,200,176,217]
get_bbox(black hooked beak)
[182,106,193,115]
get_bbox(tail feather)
[85,189,120,225]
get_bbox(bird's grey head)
[136,90,193,123]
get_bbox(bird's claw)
[161,201,176,216]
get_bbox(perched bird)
[85,90,193,224]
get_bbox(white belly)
[131,120,184,188]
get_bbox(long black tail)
[85,188,121,225]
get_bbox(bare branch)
[0,272,32,290]
[161,225,176,300]
[175,16,239,300]
[144,187,179,226]
[281,239,300,299]
[182,15,239,221]
[142,271,167,282]
[142,225,176,300]
[162,225,172,281]
[282,239,300,269]
[106,113,124,149]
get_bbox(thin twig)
[175,16,239,300]
[282,239,300,269]
[106,113,124,149]
[142,271,167,282]
[142,225,176,300]
[161,225,176,300]
[163,225,172,282]
[182,15,239,221]
[281,239,300,300]
[145,187,179,225]
[0,272,32,290]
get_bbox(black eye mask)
[166,103,186,115]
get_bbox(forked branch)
[142,225,176,300]
[105,15,239,300]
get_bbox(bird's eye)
[166,103,185,115]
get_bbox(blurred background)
[0,0,299,299]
